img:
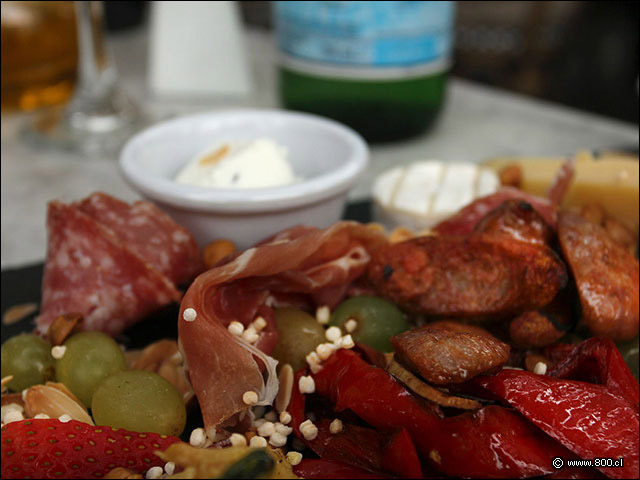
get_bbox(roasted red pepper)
[293,459,392,479]
[547,337,639,409]
[310,349,577,478]
[473,369,639,479]
[289,369,423,478]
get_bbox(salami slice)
[35,200,183,336]
[76,192,201,286]
[178,222,387,432]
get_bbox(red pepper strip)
[313,350,577,478]
[289,369,422,478]
[293,459,393,479]
[547,337,639,409]
[382,428,423,479]
[545,342,581,363]
[473,369,639,479]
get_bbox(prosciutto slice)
[178,222,387,433]
[35,193,201,336]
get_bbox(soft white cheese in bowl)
[119,110,368,249]
[175,138,297,189]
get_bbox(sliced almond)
[47,313,83,346]
[387,358,481,410]
[1,393,24,408]
[158,358,194,403]
[44,381,84,404]
[134,339,179,371]
[104,467,143,479]
[133,340,194,403]
[275,364,294,413]
[1,375,14,394]
[24,383,94,425]
[3,303,38,325]
[124,349,143,369]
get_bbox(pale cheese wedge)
[484,150,639,233]
[372,161,500,231]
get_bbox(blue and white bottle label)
[275,1,455,80]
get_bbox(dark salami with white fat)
[35,193,202,336]
[35,201,181,336]
[76,193,202,286]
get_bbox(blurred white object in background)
[148,1,252,97]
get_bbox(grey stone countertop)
[2,27,638,269]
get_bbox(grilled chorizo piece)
[368,234,567,320]
[427,320,497,338]
[390,324,510,384]
[558,211,639,341]
[509,311,567,348]
[509,292,573,348]
[474,199,555,246]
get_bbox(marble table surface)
[2,27,638,269]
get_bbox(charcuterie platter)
[1,159,638,480]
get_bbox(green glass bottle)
[274,2,455,143]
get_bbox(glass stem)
[69,0,116,111]
[75,1,101,87]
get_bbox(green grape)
[56,331,126,407]
[271,308,326,371]
[1,334,55,391]
[92,370,186,436]
[330,296,410,352]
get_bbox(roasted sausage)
[390,324,510,384]
[509,310,567,348]
[474,199,555,246]
[509,291,572,348]
[368,234,567,320]
[558,211,639,341]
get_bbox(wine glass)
[24,1,142,157]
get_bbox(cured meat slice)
[178,222,387,433]
[547,156,575,207]
[435,157,575,237]
[474,199,555,246]
[434,187,557,236]
[76,192,201,286]
[558,211,639,341]
[35,202,181,336]
[368,233,567,319]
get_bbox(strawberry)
[1,419,181,479]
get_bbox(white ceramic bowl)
[119,109,368,249]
